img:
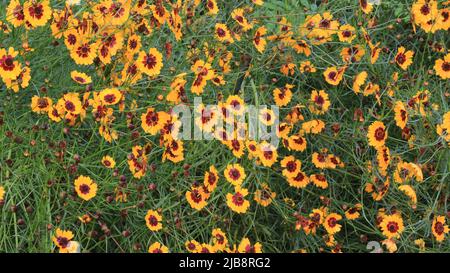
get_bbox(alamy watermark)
[170,97,280,148]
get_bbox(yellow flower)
[431,216,449,242]
[323,213,342,235]
[215,23,234,43]
[101,156,116,169]
[253,26,267,53]
[6,0,25,27]
[398,185,417,206]
[359,0,373,14]
[136,48,163,77]
[23,0,52,28]
[224,163,246,186]
[148,242,169,253]
[141,108,170,135]
[99,88,122,106]
[74,175,98,201]
[186,186,208,211]
[52,228,74,253]
[353,71,367,94]
[434,53,450,79]
[380,214,405,239]
[212,228,228,252]
[253,183,276,207]
[226,186,250,214]
[323,66,345,86]
[310,173,328,189]
[0,186,5,201]
[394,101,408,129]
[338,24,356,43]
[309,90,330,115]
[238,238,262,253]
[287,171,309,188]
[0,47,22,81]
[395,46,414,70]
[70,71,92,85]
[145,209,163,231]
[31,96,53,114]
[367,121,387,148]
[258,142,278,167]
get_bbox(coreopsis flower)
[412,0,438,25]
[436,111,450,143]
[6,0,25,27]
[0,47,22,81]
[259,108,276,126]
[141,108,170,135]
[312,150,331,169]
[369,42,382,64]
[434,53,450,79]
[340,45,366,63]
[310,173,328,189]
[437,8,450,30]
[286,134,307,152]
[431,216,449,242]
[31,96,52,114]
[99,88,122,106]
[395,46,414,70]
[394,101,408,129]
[380,214,405,239]
[191,60,215,95]
[162,139,184,163]
[367,121,387,148]
[101,155,116,169]
[353,71,368,94]
[199,244,215,253]
[338,24,356,43]
[148,242,169,253]
[70,37,99,65]
[309,90,330,115]
[212,228,228,252]
[203,165,219,192]
[52,228,74,253]
[224,163,246,186]
[107,0,132,25]
[253,26,267,53]
[186,186,208,211]
[231,8,253,31]
[299,61,316,73]
[323,66,345,86]
[185,240,201,253]
[302,119,325,134]
[280,63,296,76]
[70,71,92,85]
[136,48,163,77]
[238,238,262,253]
[150,2,168,25]
[323,213,342,235]
[287,171,309,188]
[292,40,311,56]
[74,175,98,201]
[273,84,294,107]
[345,204,362,220]
[23,0,52,28]
[214,23,233,43]
[376,146,391,173]
[226,186,250,214]
[225,95,245,116]
[280,156,301,178]
[206,0,219,15]
[145,209,162,231]
[393,162,423,183]
[258,142,278,167]
[359,0,373,14]
[0,186,5,202]
[254,183,276,207]
[398,185,417,206]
